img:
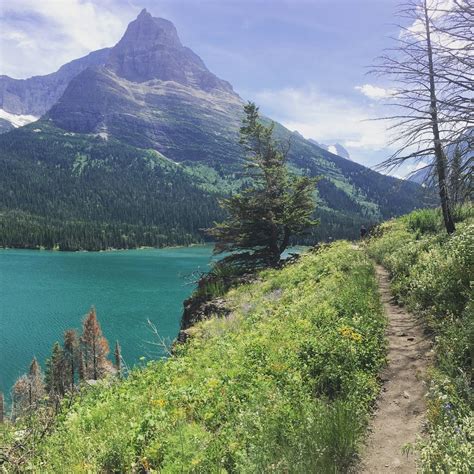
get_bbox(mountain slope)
[0,123,223,250]
[1,242,388,472]
[0,9,434,250]
[0,48,110,123]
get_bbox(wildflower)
[151,398,166,408]
[207,378,220,389]
[338,325,363,343]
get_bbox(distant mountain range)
[0,9,433,250]
[307,139,351,160]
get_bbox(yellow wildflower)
[338,325,363,343]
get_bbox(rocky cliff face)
[47,9,242,161]
[0,48,110,118]
[106,9,233,93]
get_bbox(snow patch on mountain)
[0,109,39,128]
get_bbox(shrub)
[403,208,441,234]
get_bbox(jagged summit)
[105,9,233,92]
[138,7,150,18]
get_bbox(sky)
[0,0,423,175]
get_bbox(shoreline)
[0,242,214,254]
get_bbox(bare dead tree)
[432,0,474,200]
[372,0,465,232]
[433,0,473,128]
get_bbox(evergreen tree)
[12,375,30,419]
[81,308,111,380]
[78,348,86,382]
[208,102,318,267]
[45,342,65,397]
[11,358,45,418]
[63,329,79,391]
[28,357,45,406]
[448,145,471,205]
[114,341,122,379]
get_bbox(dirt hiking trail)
[361,265,432,473]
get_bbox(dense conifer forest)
[0,123,432,250]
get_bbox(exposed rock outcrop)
[0,48,110,118]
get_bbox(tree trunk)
[268,213,281,265]
[279,226,291,255]
[93,342,98,380]
[0,392,4,423]
[424,0,456,234]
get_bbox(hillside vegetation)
[0,120,433,250]
[1,242,386,472]
[367,206,473,473]
[2,208,471,472]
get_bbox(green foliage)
[0,115,434,250]
[2,242,386,472]
[403,208,442,234]
[208,103,318,267]
[366,205,474,473]
[0,123,223,250]
[45,342,66,398]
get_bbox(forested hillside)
[0,120,433,250]
[0,123,224,250]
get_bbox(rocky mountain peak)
[105,9,233,93]
[117,8,182,51]
[137,8,150,19]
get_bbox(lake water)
[0,246,214,399]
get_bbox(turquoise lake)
[0,246,214,398]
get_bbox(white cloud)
[404,0,468,51]
[254,86,393,152]
[355,84,394,100]
[0,0,138,78]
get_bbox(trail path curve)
[361,265,432,473]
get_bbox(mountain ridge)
[0,9,434,250]
[0,48,110,119]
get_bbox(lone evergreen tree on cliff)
[208,102,318,268]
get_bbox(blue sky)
[0,0,419,175]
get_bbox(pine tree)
[208,102,318,267]
[11,358,45,418]
[80,308,111,380]
[45,342,65,397]
[114,340,122,378]
[78,348,85,382]
[28,357,45,406]
[63,329,79,390]
[12,375,30,419]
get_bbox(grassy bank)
[2,242,386,472]
[366,206,473,473]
